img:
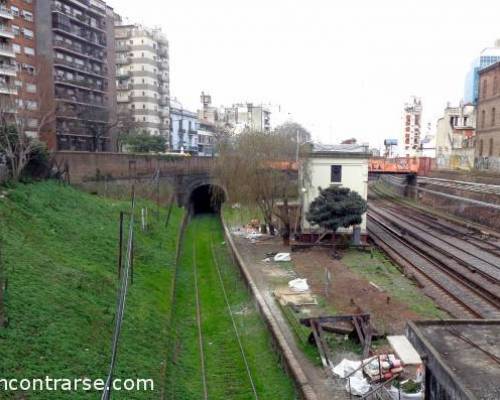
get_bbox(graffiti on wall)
[475,156,500,172]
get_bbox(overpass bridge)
[52,152,220,209]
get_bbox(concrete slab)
[387,335,422,365]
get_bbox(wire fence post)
[130,233,134,285]
[118,211,124,279]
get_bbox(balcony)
[53,22,106,48]
[55,75,106,92]
[0,5,13,20]
[116,56,131,65]
[158,47,168,57]
[0,25,14,39]
[117,83,131,90]
[158,59,168,70]
[0,43,14,58]
[160,109,169,117]
[117,94,131,103]
[116,69,131,78]
[53,39,104,61]
[56,106,108,122]
[55,92,107,108]
[0,82,16,95]
[115,43,131,52]
[51,5,106,32]
[0,64,17,77]
[54,58,107,78]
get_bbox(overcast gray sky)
[108,0,500,149]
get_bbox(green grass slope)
[0,181,183,399]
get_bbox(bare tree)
[214,129,299,244]
[0,82,54,181]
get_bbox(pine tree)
[306,186,367,233]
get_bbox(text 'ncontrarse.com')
[0,377,154,392]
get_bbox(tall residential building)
[35,0,116,151]
[114,17,170,144]
[0,0,17,109]
[401,96,422,157]
[464,40,500,105]
[10,0,38,137]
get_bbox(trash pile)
[333,353,423,398]
[363,354,403,382]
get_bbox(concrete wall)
[301,156,369,233]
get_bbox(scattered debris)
[333,359,371,396]
[274,287,317,307]
[288,278,309,292]
[370,281,384,292]
[274,253,291,262]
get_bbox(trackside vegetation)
[166,215,297,399]
[0,181,183,399]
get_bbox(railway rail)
[368,189,500,319]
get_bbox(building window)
[483,79,488,99]
[481,110,486,129]
[13,44,21,54]
[24,47,35,56]
[11,6,19,16]
[12,25,20,37]
[22,28,34,39]
[479,139,484,156]
[490,138,494,157]
[26,83,36,93]
[492,108,496,126]
[22,10,33,21]
[331,165,342,183]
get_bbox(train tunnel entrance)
[190,184,225,214]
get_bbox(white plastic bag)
[274,253,291,262]
[333,359,370,396]
[288,278,309,293]
[333,359,362,378]
[346,375,371,396]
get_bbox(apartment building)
[0,0,17,110]
[35,0,116,151]
[114,17,170,144]
[476,61,500,171]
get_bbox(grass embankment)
[0,181,183,399]
[166,215,296,399]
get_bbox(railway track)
[166,215,294,399]
[368,189,500,319]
